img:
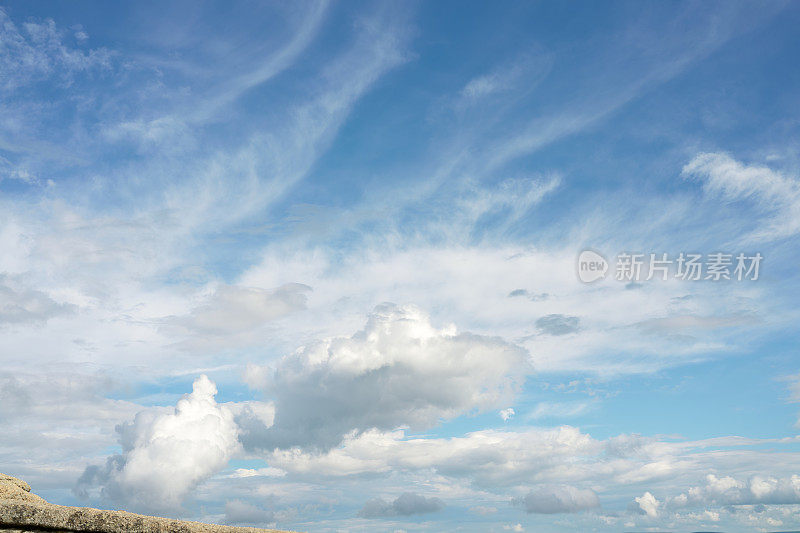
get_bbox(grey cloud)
[0,283,75,324]
[508,289,549,301]
[518,486,599,514]
[0,372,141,496]
[165,283,311,336]
[535,314,580,336]
[224,499,275,527]
[358,492,444,518]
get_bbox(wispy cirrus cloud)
[683,152,800,242]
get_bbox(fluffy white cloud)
[670,473,800,507]
[242,303,530,450]
[76,376,240,513]
[518,485,600,514]
[633,491,660,518]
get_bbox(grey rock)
[0,474,295,533]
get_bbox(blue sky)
[2,1,800,531]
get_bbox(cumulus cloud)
[669,474,800,508]
[682,152,800,241]
[242,303,530,450]
[500,408,515,421]
[632,491,660,518]
[518,485,600,514]
[358,492,444,518]
[75,376,240,513]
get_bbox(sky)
[1,1,800,531]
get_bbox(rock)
[0,475,46,506]
[0,474,295,533]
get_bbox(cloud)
[457,48,552,105]
[518,486,600,514]
[527,401,591,420]
[266,425,598,486]
[508,289,549,301]
[164,283,311,336]
[0,8,112,91]
[682,152,800,241]
[224,499,275,527]
[358,492,444,518]
[75,376,240,513]
[240,244,761,375]
[535,314,580,336]
[0,371,141,491]
[667,474,800,508]
[0,282,74,324]
[500,408,515,421]
[242,303,530,450]
[632,491,660,518]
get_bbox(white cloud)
[500,408,515,421]
[242,303,530,450]
[682,152,800,241]
[242,244,763,375]
[0,8,112,91]
[670,473,800,507]
[633,491,660,518]
[265,426,598,485]
[457,48,552,105]
[75,376,240,513]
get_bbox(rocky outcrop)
[0,474,294,533]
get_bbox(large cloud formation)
[241,303,530,450]
[76,375,240,513]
